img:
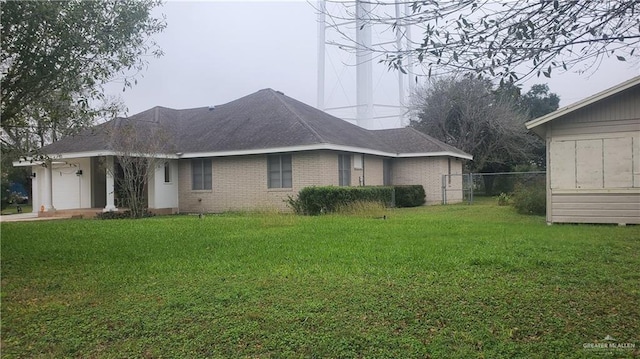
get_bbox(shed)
[526,76,640,225]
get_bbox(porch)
[38,208,107,219]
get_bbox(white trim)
[180,143,473,160]
[13,160,44,167]
[396,151,473,160]
[526,75,640,131]
[180,143,393,158]
[14,143,473,165]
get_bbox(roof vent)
[275,90,284,95]
[208,105,215,111]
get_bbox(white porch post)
[31,167,39,213]
[104,155,118,212]
[42,161,55,212]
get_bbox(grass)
[1,201,639,358]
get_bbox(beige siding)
[551,192,640,224]
[549,85,640,137]
[546,84,640,224]
[634,137,640,187]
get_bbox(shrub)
[497,192,510,206]
[511,180,546,215]
[287,185,425,215]
[95,210,155,220]
[287,186,393,215]
[393,185,426,207]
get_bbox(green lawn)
[1,202,638,358]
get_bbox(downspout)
[361,153,365,186]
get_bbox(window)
[383,159,392,186]
[164,162,171,183]
[268,154,292,188]
[338,154,351,186]
[192,159,212,190]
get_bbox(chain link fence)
[442,171,546,204]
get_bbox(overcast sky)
[104,1,640,125]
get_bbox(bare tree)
[410,76,533,174]
[322,1,639,82]
[106,116,175,218]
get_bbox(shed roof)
[37,88,472,160]
[525,75,640,137]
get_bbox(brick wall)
[178,151,341,213]
[177,151,463,213]
[352,155,384,186]
[392,157,464,204]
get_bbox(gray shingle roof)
[39,88,471,159]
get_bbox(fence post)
[470,173,474,204]
[441,174,447,205]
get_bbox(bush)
[497,192,510,206]
[511,180,546,215]
[393,185,426,207]
[95,210,155,220]
[287,185,425,215]
[287,186,393,215]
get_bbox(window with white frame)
[268,154,292,188]
[338,154,351,186]
[192,159,212,190]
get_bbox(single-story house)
[526,76,640,225]
[16,88,471,215]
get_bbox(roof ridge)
[267,89,326,143]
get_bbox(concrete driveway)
[0,213,69,223]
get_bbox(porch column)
[104,155,118,212]
[31,167,39,213]
[42,161,55,212]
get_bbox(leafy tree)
[1,0,165,204]
[411,76,533,173]
[494,83,560,169]
[1,0,165,140]
[520,84,560,120]
[326,1,639,82]
[519,84,560,169]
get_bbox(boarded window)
[550,136,638,190]
[550,140,576,189]
[575,139,603,189]
[604,137,633,188]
